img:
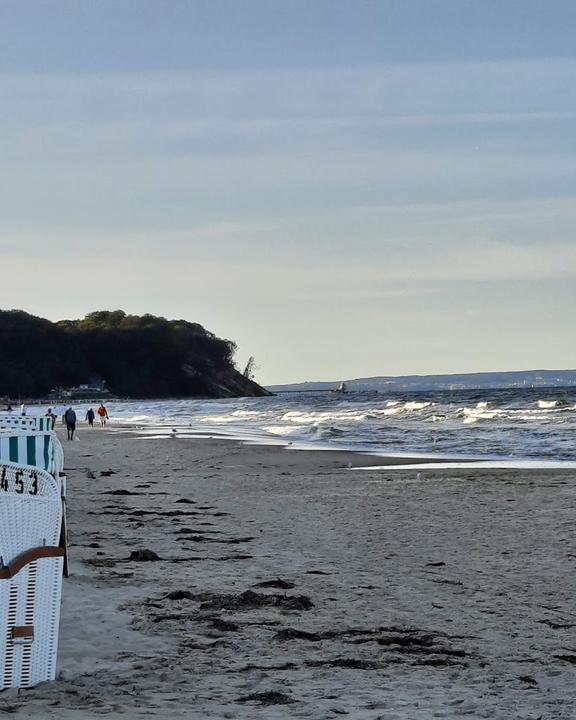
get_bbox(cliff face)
[0,310,271,399]
[182,363,269,399]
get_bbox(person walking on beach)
[86,407,95,427]
[97,403,109,426]
[46,407,57,430]
[64,407,77,441]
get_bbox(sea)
[58,386,576,466]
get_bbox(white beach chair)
[0,462,64,689]
[0,431,69,576]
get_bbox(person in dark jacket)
[64,407,77,440]
[86,408,95,427]
[46,407,57,430]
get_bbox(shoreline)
[113,423,576,470]
[9,393,576,468]
[113,424,488,467]
[1,429,575,718]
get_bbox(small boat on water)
[333,382,348,394]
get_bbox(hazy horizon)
[1,1,575,384]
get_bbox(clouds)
[2,58,576,120]
[1,60,575,237]
[0,22,575,381]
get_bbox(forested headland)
[0,310,271,399]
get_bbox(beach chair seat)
[0,462,63,689]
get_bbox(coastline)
[2,427,575,718]
[12,386,576,466]
[112,424,473,466]
[113,424,576,470]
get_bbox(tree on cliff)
[0,310,270,399]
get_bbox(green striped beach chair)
[0,432,59,478]
[0,431,68,576]
[0,461,64,689]
[34,417,53,432]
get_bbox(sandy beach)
[1,427,575,719]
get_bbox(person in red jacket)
[97,403,109,426]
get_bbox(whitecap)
[404,401,431,411]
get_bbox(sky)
[0,0,575,385]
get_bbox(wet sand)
[1,428,575,719]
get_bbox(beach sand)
[1,428,575,719]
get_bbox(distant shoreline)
[7,382,576,406]
[269,369,576,393]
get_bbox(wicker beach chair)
[0,431,69,576]
[0,462,64,689]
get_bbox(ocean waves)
[105,387,576,461]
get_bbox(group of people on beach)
[2,402,110,441]
[53,403,109,441]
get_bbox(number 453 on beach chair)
[0,462,64,689]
